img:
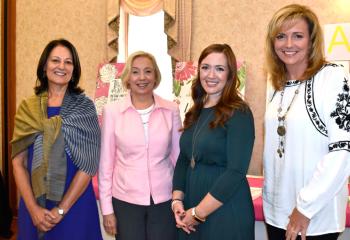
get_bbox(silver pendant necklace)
[276,83,302,158]
[191,110,213,169]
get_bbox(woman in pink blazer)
[98,51,182,240]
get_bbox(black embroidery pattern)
[270,80,302,102]
[328,141,350,152]
[305,77,328,136]
[330,77,350,132]
[285,80,301,87]
[323,63,339,68]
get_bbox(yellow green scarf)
[11,92,63,200]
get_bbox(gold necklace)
[276,83,302,158]
[191,110,213,169]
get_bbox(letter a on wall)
[324,23,350,61]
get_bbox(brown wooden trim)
[5,0,17,213]
[1,0,5,174]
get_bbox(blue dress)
[17,107,102,240]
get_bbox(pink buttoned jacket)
[98,92,182,215]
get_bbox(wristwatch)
[57,207,65,217]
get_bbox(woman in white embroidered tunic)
[263,4,350,240]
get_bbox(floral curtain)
[106,0,192,64]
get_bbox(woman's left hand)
[48,207,64,225]
[179,208,199,234]
[286,208,310,240]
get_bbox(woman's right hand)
[172,201,186,227]
[13,151,55,232]
[172,201,195,233]
[29,204,56,232]
[103,213,117,235]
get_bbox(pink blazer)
[98,92,182,215]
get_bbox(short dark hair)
[35,38,83,95]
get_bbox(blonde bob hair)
[121,51,161,89]
[265,4,326,90]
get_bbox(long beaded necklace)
[191,110,213,169]
[276,83,302,158]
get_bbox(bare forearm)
[195,193,223,219]
[13,151,39,214]
[59,170,91,213]
[172,190,185,200]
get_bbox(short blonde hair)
[265,4,326,90]
[121,51,161,89]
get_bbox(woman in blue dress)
[11,39,102,240]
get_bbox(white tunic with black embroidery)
[263,64,350,235]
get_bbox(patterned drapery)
[164,0,191,62]
[107,0,120,62]
[106,0,192,64]
[121,0,163,16]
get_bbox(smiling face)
[45,45,73,89]
[199,52,229,102]
[128,56,156,97]
[274,18,311,78]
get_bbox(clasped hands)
[30,205,64,232]
[173,202,200,234]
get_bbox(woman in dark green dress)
[172,43,255,240]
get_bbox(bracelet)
[191,207,206,223]
[171,198,183,205]
[171,199,183,211]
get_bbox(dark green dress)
[173,107,255,240]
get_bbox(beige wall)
[15,0,350,175]
[191,0,350,174]
[16,0,107,103]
